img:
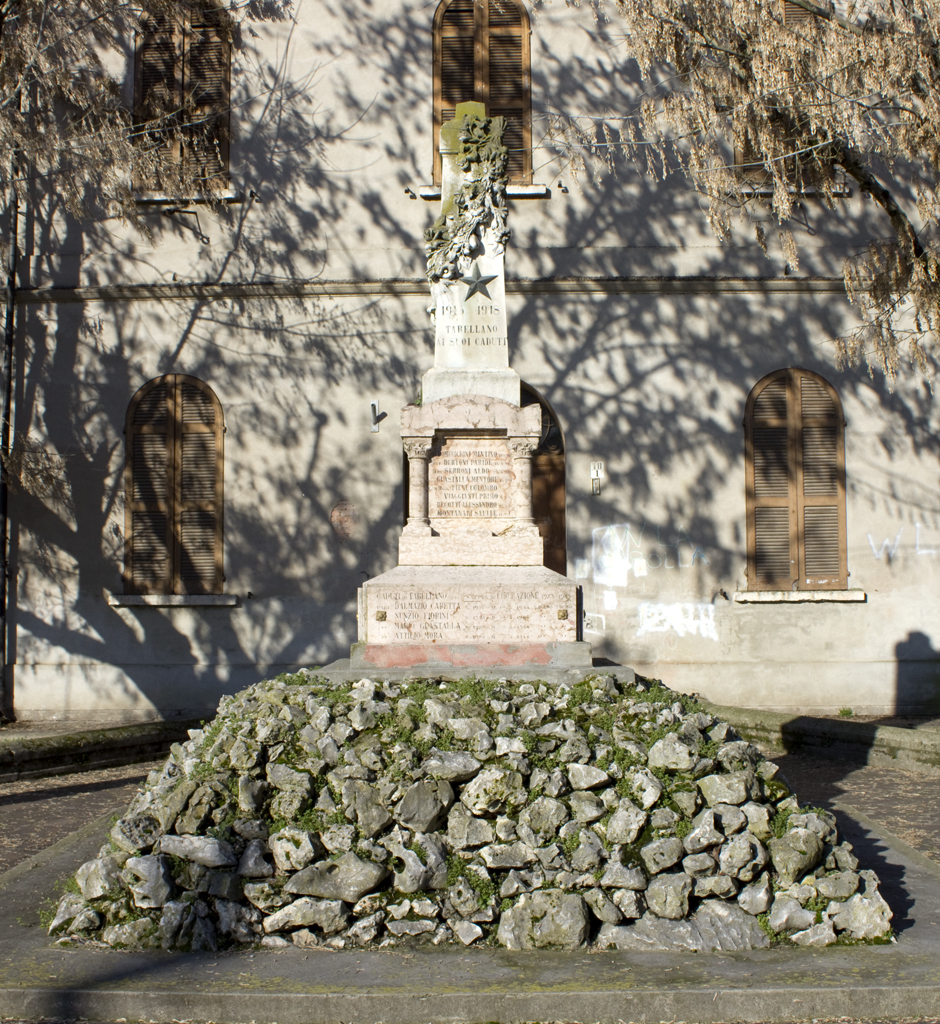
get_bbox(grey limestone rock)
[286,851,389,902]
[268,828,322,872]
[646,872,693,919]
[347,911,385,945]
[243,881,292,912]
[481,842,537,870]
[584,887,623,924]
[641,837,685,876]
[683,810,724,854]
[237,777,268,816]
[68,908,102,934]
[567,764,610,790]
[395,780,453,832]
[829,891,893,938]
[570,830,606,872]
[447,802,494,849]
[605,798,648,845]
[737,873,773,915]
[156,781,197,831]
[612,888,646,918]
[497,889,590,950]
[342,779,393,838]
[698,771,760,808]
[387,919,437,937]
[76,857,122,900]
[48,894,86,934]
[424,748,481,782]
[101,918,157,948]
[712,803,747,835]
[693,874,738,899]
[682,853,717,879]
[769,895,816,933]
[460,767,526,817]
[320,825,356,853]
[597,900,770,951]
[741,800,773,840]
[647,733,697,771]
[452,919,484,945]
[111,815,162,854]
[158,901,192,948]
[631,769,664,809]
[569,790,605,822]
[215,899,262,943]
[718,834,768,882]
[599,861,647,890]
[815,870,860,899]
[791,920,838,946]
[263,897,351,935]
[520,796,569,837]
[768,828,824,886]
[237,839,274,878]
[124,854,173,908]
[790,810,838,844]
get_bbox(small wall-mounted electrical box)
[591,461,604,495]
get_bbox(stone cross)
[422,101,518,405]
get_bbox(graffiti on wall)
[636,602,719,641]
[589,523,708,587]
[868,523,939,559]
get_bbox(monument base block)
[350,640,593,670]
[398,531,543,566]
[356,565,585,665]
[421,367,521,405]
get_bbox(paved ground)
[0,746,939,1024]
[0,762,161,875]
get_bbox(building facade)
[5,0,939,722]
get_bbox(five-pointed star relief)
[459,263,498,300]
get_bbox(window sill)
[738,184,851,198]
[415,184,551,200]
[108,594,239,607]
[733,589,867,604]
[134,190,244,207]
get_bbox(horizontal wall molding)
[108,594,239,607]
[16,275,848,305]
[733,589,867,603]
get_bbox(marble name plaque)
[429,437,513,519]
[367,585,576,644]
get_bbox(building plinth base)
[350,640,593,670]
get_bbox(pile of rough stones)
[49,672,893,952]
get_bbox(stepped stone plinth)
[353,102,589,670]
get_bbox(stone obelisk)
[351,103,590,672]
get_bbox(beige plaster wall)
[7,1,939,720]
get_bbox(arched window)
[744,368,847,591]
[124,375,224,595]
[134,1,231,184]
[433,0,532,185]
[522,383,566,575]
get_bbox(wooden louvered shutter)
[745,369,846,591]
[134,15,182,176]
[486,0,530,182]
[182,7,230,182]
[125,376,224,595]
[747,374,796,589]
[433,0,531,185]
[796,373,846,588]
[126,381,174,593]
[782,0,814,23]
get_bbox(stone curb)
[702,701,940,773]
[2,981,940,1024]
[0,719,202,782]
[3,775,940,1024]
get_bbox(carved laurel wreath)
[425,114,511,284]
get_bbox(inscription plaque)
[428,437,513,519]
[367,585,577,644]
